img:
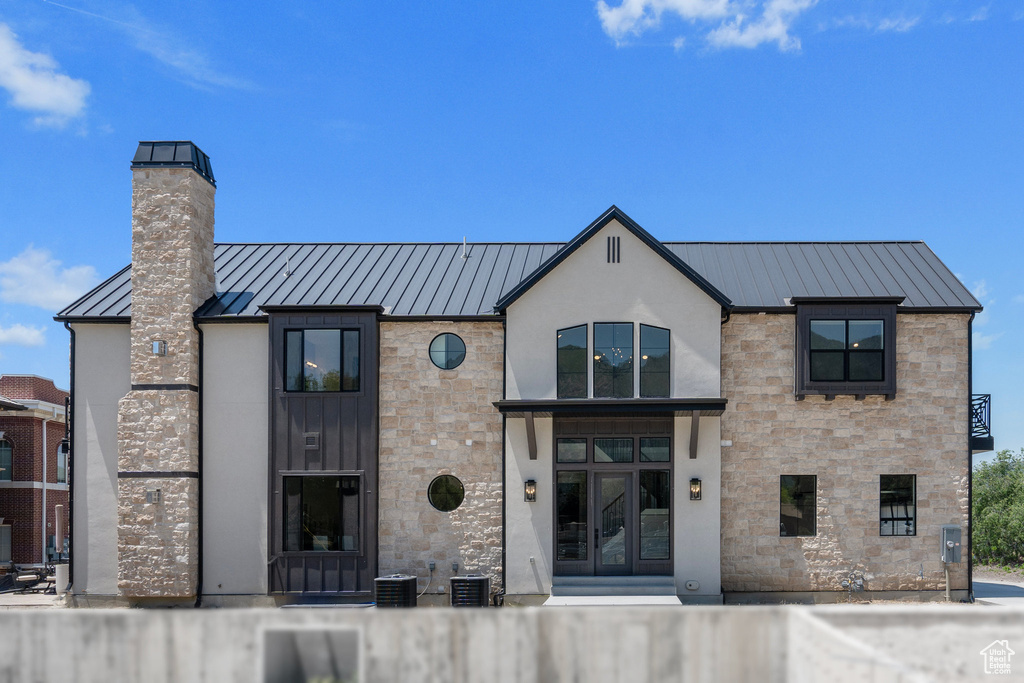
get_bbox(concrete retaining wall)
[0,606,1011,682]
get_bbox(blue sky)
[0,0,1020,460]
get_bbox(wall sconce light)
[524,479,537,502]
[689,478,702,501]
[152,340,167,356]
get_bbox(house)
[55,141,993,606]
[0,375,70,566]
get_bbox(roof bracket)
[525,412,537,460]
[689,411,700,460]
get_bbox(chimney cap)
[131,141,215,186]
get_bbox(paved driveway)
[975,577,1024,606]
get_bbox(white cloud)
[971,280,989,300]
[0,246,99,311]
[597,0,818,51]
[0,23,90,127]
[876,16,920,33]
[1012,294,1024,304]
[973,331,1002,350]
[597,0,731,43]
[707,0,818,51]
[969,6,990,22]
[0,323,45,347]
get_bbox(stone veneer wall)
[720,313,970,593]
[378,322,504,593]
[116,164,214,599]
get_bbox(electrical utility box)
[940,525,962,563]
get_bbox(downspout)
[63,322,75,592]
[41,413,48,565]
[193,320,204,608]
[967,311,975,602]
[499,317,507,606]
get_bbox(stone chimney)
[116,142,215,601]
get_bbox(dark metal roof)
[56,239,980,321]
[132,141,215,186]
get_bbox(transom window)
[283,475,360,551]
[809,319,884,382]
[880,474,916,536]
[0,440,11,482]
[285,329,360,392]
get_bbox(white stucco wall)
[504,219,722,401]
[71,323,130,596]
[200,324,269,595]
[503,220,724,597]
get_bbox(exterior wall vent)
[607,236,621,263]
[303,432,320,449]
[450,575,490,607]
[374,575,417,607]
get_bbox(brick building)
[56,141,993,606]
[0,375,70,566]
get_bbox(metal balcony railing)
[971,394,992,438]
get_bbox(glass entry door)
[595,472,633,575]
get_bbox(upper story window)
[640,324,670,397]
[429,333,466,370]
[57,441,68,484]
[558,323,672,399]
[809,320,884,382]
[557,325,588,399]
[285,329,360,392]
[0,440,11,481]
[795,301,898,399]
[594,323,633,398]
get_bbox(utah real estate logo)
[980,640,1015,675]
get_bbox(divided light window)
[640,324,670,397]
[285,329,360,392]
[283,475,360,551]
[809,320,884,382]
[594,323,633,398]
[557,325,587,399]
[57,442,68,484]
[880,474,916,536]
[0,440,11,482]
[780,475,816,537]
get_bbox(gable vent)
[607,236,621,263]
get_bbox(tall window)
[780,475,816,537]
[57,441,68,484]
[880,475,915,536]
[557,325,588,398]
[285,329,360,392]
[809,320,884,382]
[0,440,11,482]
[640,324,670,397]
[283,475,360,551]
[594,323,633,398]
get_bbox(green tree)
[973,448,1024,566]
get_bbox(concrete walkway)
[974,577,1024,607]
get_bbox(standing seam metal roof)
[55,240,981,320]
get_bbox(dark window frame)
[639,324,671,398]
[557,324,588,399]
[795,301,898,399]
[427,474,465,512]
[879,474,916,537]
[593,322,635,399]
[429,333,467,370]
[780,474,816,537]
[56,441,68,484]
[284,328,361,393]
[282,472,363,554]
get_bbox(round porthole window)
[427,475,465,512]
[429,333,466,370]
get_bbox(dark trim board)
[131,383,199,392]
[117,471,200,479]
[495,398,726,418]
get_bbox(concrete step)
[550,575,676,597]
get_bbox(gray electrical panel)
[941,524,962,563]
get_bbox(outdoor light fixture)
[689,478,702,501]
[152,340,167,356]
[524,479,537,502]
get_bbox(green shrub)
[973,448,1024,565]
